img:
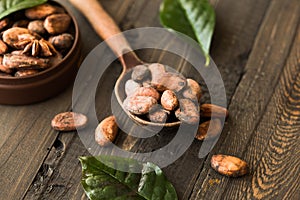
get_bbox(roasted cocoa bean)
[28,20,46,35]
[15,69,39,77]
[123,95,157,115]
[2,27,31,48]
[151,72,186,93]
[175,99,199,124]
[44,14,71,34]
[133,87,160,100]
[25,3,65,19]
[147,105,169,123]
[3,54,50,69]
[161,90,178,111]
[200,104,229,118]
[195,118,222,141]
[131,64,150,82]
[51,112,88,131]
[125,79,141,96]
[182,79,202,102]
[0,18,10,31]
[49,33,74,50]
[211,154,249,177]
[95,116,119,146]
[0,40,8,54]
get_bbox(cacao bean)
[182,79,202,102]
[25,3,65,19]
[161,90,178,111]
[15,69,39,77]
[28,20,46,35]
[211,154,249,177]
[123,95,157,115]
[95,116,118,146]
[51,112,88,131]
[131,64,150,82]
[195,118,222,141]
[44,14,71,35]
[175,99,199,124]
[125,79,141,96]
[201,104,229,118]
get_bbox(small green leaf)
[160,0,215,65]
[79,156,178,200]
[0,0,48,20]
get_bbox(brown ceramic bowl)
[0,1,80,105]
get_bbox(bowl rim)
[0,0,79,81]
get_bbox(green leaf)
[160,0,215,65]
[79,156,178,200]
[0,0,48,20]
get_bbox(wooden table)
[0,0,299,199]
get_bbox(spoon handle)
[69,0,141,68]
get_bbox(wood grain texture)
[24,0,273,199]
[190,0,300,199]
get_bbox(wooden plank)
[22,0,273,200]
[128,0,272,199]
[190,0,300,199]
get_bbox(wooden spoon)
[69,0,181,127]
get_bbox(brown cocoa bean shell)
[3,54,50,69]
[175,98,199,124]
[125,79,141,96]
[200,104,229,118]
[161,90,178,111]
[211,154,249,177]
[123,95,157,115]
[49,33,74,50]
[151,72,187,93]
[44,14,71,35]
[95,116,119,146]
[0,18,10,31]
[131,64,150,82]
[133,87,160,100]
[15,69,39,77]
[195,118,222,141]
[28,20,46,35]
[25,3,65,19]
[51,112,88,131]
[147,105,169,123]
[0,40,8,54]
[182,79,202,102]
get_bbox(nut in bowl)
[0,1,80,105]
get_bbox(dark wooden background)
[0,0,299,199]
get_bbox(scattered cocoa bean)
[211,154,249,177]
[200,104,229,118]
[51,112,88,131]
[131,64,150,82]
[0,40,8,54]
[123,95,157,115]
[175,99,199,124]
[28,20,46,35]
[0,56,12,73]
[3,54,49,69]
[182,79,202,102]
[195,118,222,141]
[25,3,65,19]
[44,14,71,35]
[15,69,39,77]
[161,90,178,111]
[133,87,160,100]
[125,79,141,96]
[95,116,119,146]
[49,33,74,50]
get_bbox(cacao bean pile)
[124,63,202,125]
[0,3,74,77]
